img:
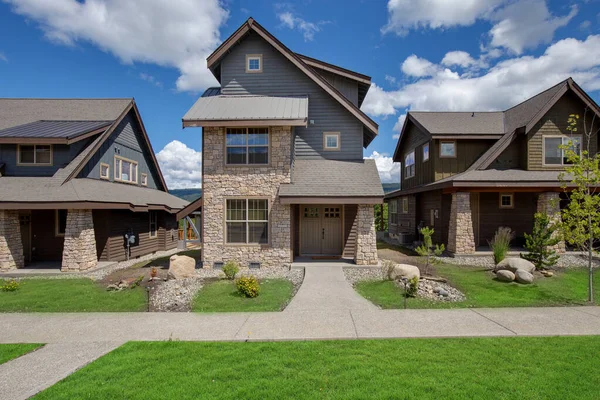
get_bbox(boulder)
[495,270,515,282]
[515,269,534,284]
[542,271,554,277]
[167,255,196,280]
[494,258,535,274]
[390,264,420,281]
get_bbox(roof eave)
[182,118,308,128]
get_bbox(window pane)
[248,58,260,70]
[248,147,268,164]
[227,147,247,164]
[326,135,338,148]
[440,142,456,157]
[36,145,51,164]
[57,210,67,234]
[423,144,429,160]
[544,138,562,164]
[248,129,268,145]
[20,145,35,163]
[405,151,415,166]
[226,199,246,221]
[132,164,137,182]
[121,160,131,181]
[226,131,247,146]
[101,164,109,177]
[563,137,581,164]
[227,222,246,243]
[248,199,268,221]
[249,222,268,243]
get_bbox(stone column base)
[537,192,565,253]
[61,209,98,272]
[447,192,475,254]
[0,210,24,271]
[355,204,378,265]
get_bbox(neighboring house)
[0,99,188,272]
[182,18,383,268]
[386,78,600,254]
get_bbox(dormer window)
[17,144,52,166]
[246,54,262,73]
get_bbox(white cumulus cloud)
[441,51,478,68]
[365,151,400,184]
[401,55,439,77]
[277,11,328,41]
[157,140,202,190]
[4,0,229,91]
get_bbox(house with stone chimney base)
[386,78,600,254]
[0,98,187,272]
[182,18,383,268]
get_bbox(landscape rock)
[390,264,420,281]
[515,269,534,284]
[438,288,449,297]
[167,255,196,280]
[542,271,554,277]
[494,258,536,274]
[496,270,516,282]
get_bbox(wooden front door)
[19,213,31,264]
[300,205,343,256]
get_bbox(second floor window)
[440,141,456,158]
[18,144,52,165]
[114,156,138,184]
[226,128,269,165]
[389,200,398,225]
[544,136,581,165]
[405,150,415,178]
[423,143,429,162]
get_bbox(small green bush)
[131,275,144,289]
[489,227,514,264]
[222,261,240,280]
[236,276,260,298]
[1,279,20,292]
[406,276,419,297]
[521,212,560,270]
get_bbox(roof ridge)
[0,97,134,101]
[503,78,569,113]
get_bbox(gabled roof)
[410,112,505,135]
[0,120,112,144]
[205,17,378,145]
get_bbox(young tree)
[415,226,444,276]
[559,110,600,303]
[521,212,560,270]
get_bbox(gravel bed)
[437,253,598,269]
[85,248,184,281]
[149,278,204,312]
[343,267,385,285]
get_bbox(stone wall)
[355,204,378,265]
[202,126,292,268]
[61,209,98,272]
[0,210,24,271]
[447,192,475,254]
[537,192,566,253]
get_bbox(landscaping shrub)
[222,261,240,280]
[1,279,20,292]
[489,227,514,264]
[415,227,444,275]
[236,276,260,298]
[521,212,561,270]
[406,276,419,297]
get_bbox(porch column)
[0,210,24,271]
[537,192,565,253]
[447,192,475,254]
[354,204,378,265]
[61,209,98,272]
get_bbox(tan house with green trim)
[386,78,600,253]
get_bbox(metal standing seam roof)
[279,159,384,198]
[183,95,309,123]
[0,120,112,140]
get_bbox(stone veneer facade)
[61,209,98,272]
[537,192,566,253]
[202,126,292,268]
[354,204,378,265]
[0,210,24,271]
[447,192,476,254]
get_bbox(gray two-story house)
[386,78,600,254]
[0,98,187,272]
[183,18,383,268]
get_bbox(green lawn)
[356,265,599,309]
[192,279,294,312]
[0,344,43,365]
[0,279,147,312]
[35,337,600,399]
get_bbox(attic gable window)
[543,136,581,165]
[440,141,456,158]
[114,155,138,184]
[404,150,415,179]
[246,54,262,73]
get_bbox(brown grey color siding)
[400,123,432,190]
[527,92,598,170]
[478,192,536,246]
[433,139,491,181]
[417,190,444,244]
[487,136,525,170]
[389,196,417,236]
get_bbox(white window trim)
[542,135,582,166]
[114,155,139,184]
[402,198,409,214]
[141,173,148,186]
[246,54,263,73]
[225,198,270,245]
[16,144,53,166]
[439,141,457,158]
[499,193,514,209]
[225,127,270,166]
[149,212,158,238]
[55,210,67,237]
[405,150,415,179]
[423,143,430,162]
[323,132,341,151]
[100,163,110,180]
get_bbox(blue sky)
[1,0,599,188]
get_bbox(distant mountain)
[382,183,400,193]
[170,188,202,202]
